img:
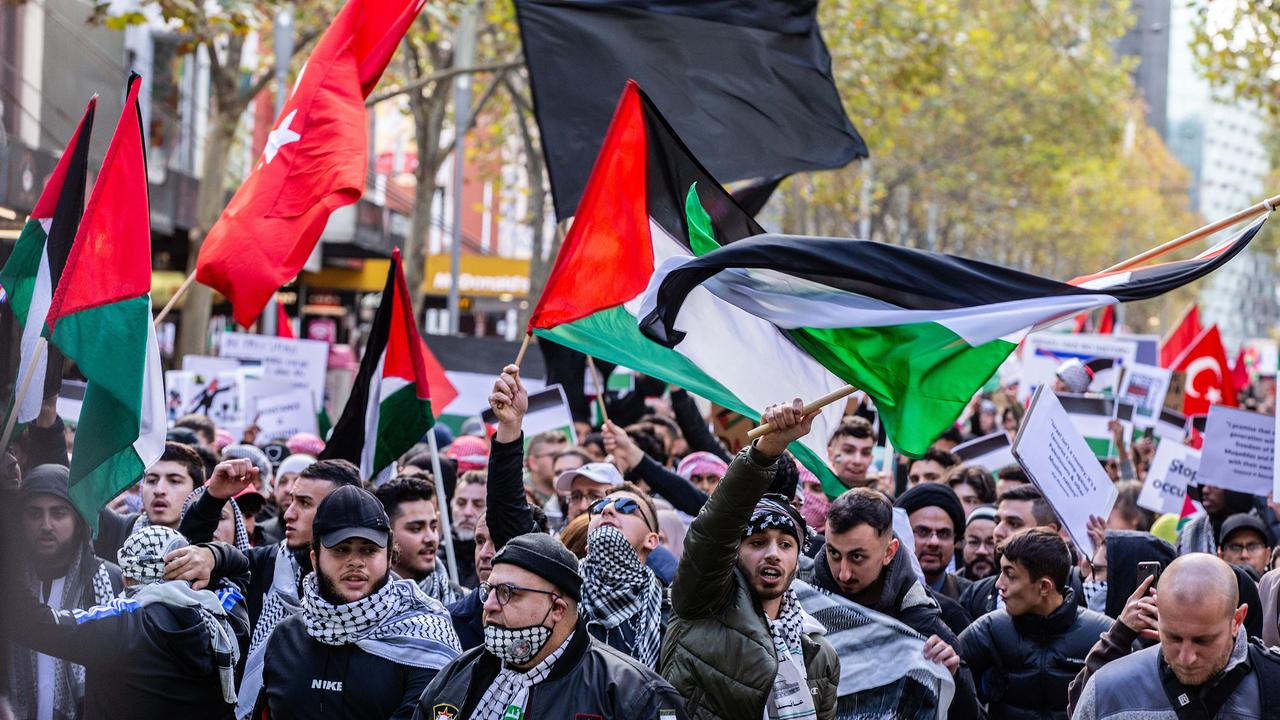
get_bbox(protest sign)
[164,368,253,436]
[56,380,85,424]
[1154,407,1186,442]
[1012,386,1118,557]
[1137,442,1199,515]
[1019,333,1139,401]
[1120,364,1172,428]
[1112,334,1160,366]
[1198,405,1275,497]
[218,332,329,408]
[183,354,242,374]
[952,431,1015,472]
[1056,394,1118,458]
[482,384,577,447]
[249,388,318,442]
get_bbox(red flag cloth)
[1097,305,1115,334]
[1160,305,1202,368]
[1071,311,1089,334]
[1231,347,1250,392]
[1170,325,1237,416]
[419,335,459,416]
[196,0,424,328]
[276,302,295,339]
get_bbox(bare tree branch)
[366,58,523,106]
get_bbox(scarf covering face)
[118,525,188,584]
[301,573,460,669]
[579,525,663,668]
[416,562,460,605]
[235,542,302,719]
[765,589,817,720]
[7,537,115,720]
[472,631,573,720]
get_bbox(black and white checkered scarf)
[416,562,460,605]
[6,542,115,720]
[236,542,302,719]
[472,631,573,720]
[579,525,663,668]
[301,573,460,669]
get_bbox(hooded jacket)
[958,587,1111,720]
[812,538,984,720]
[412,620,687,720]
[1099,530,1175,620]
[660,446,839,720]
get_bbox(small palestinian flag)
[43,75,165,526]
[528,82,852,497]
[0,97,95,425]
[321,249,436,480]
[1177,493,1199,532]
[638,126,1266,457]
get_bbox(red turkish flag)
[1160,305,1203,368]
[1230,347,1250,392]
[196,0,425,327]
[1170,324,1237,416]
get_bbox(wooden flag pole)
[586,355,610,425]
[747,192,1280,443]
[0,337,48,454]
[153,271,197,326]
[514,332,532,367]
[1101,191,1280,273]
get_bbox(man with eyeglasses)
[413,533,687,719]
[894,483,971,601]
[1217,513,1273,577]
[960,506,998,581]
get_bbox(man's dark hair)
[158,441,205,486]
[829,416,874,444]
[374,476,436,522]
[998,484,1057,527]
[579,432,605,457]
[938,426,964,445]
[913,448,960,471]
[626,427,667,467]
[1111,480,1155,532]
[641,414,681,439]
[1001,527,1071,591]
[996,464,1028,483]
[193,445,218,481]
[174,414,216,445]
[947,465,996,505]
[826,487,894,536]
[300,459,361,488]
[457,470,486,487]
[605,481,659,533]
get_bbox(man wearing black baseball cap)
[1217,513,1273,577]
[253,486,460,720]
[414,531,687,719]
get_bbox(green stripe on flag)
[374,383,433,474]
[1084,436,1114,459]
[791,325,1016,457]
[0,219,47,325]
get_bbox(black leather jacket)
[958,588,1111,720]
[412,619,688,720]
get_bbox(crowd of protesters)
[2,356,1280,719]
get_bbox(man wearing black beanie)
[413,532,687,719]
[894,483,972,601]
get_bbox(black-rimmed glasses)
[480,582,561,608]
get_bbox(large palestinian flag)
[322,249,436,480]
[43,75,165,526]
[0,97,95,425]
[640,163,1264,459]
[529,81,853,497]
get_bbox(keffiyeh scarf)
[416,562,460,605]
[579,526,664,668]
[131,487,251,551]
[126,581,243,703]
[6,546,115,720]
[472,631,573,720]
[301,574,460,669]
[765,589,817,720]
[236,543,303,719]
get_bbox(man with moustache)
[1073,553,1280,719]
[959,506,998,581]
[254,486,459,719]
[375,477,460,604]
[178,457,362,719]
[662,399,839,720]
[894,483,971,600]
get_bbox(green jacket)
[660,445,839,720]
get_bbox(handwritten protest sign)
[1012,387,1117,557]
[249,389,318,442]
[1138,442,1199,515]
[219,333,329,408]
[1198,405,1275,497]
